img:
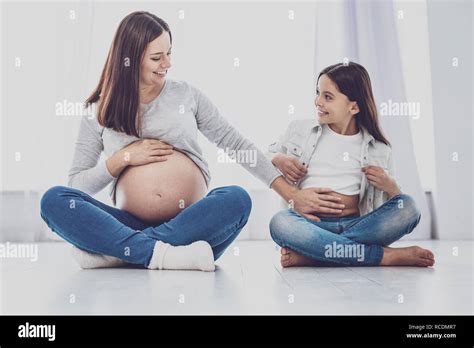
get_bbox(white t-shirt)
[299,124,363,195]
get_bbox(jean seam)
[208,219,245,246]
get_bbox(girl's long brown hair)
[318,62,391,147]
[85,11,172,137]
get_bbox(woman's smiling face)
[140,31,172,87]
[314,74,359,125]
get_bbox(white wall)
[427,0,473,240]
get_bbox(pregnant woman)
[268,62,435,268]
[40,11,309,271]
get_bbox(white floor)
[1,240,472,315]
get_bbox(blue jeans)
[40,185,252,268]
[269,194,421,266]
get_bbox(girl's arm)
[386,148,402,198]
[68,114,117,195]
[266,122,308,183]
[363,148,401,200]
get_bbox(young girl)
[268,62,435,267]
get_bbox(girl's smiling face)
[314,74,359,126]
[140,31,172,87]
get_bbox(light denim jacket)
[267,118,401,216]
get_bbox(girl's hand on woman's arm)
[106,139,174,177]
[272,153,308,183]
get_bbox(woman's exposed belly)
[115,150,208,224]
[317,191,360,218]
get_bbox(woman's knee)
[40,185,84,219]
[40,186,70,213]
[222,185,252,221]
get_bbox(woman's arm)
[270,176,298,202]
[190,84,343,221]
[106,153,127,178]
[69,113,175,195]
[191,84,282,188]
[68,115,117,195]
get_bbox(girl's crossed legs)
[269,194,434,267]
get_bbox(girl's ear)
[350,101,360,115]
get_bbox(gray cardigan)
[68,79,282,201]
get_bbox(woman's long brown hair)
[318,62,391,147]
[85,11,172,137]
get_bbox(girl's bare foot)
[380,246,435,267]
[280,247,320,267]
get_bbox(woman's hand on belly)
[290,187,347,222]
[317,191,360,217]
[120,139,175,166]
[107,139,175,178]
[114,150,207,224]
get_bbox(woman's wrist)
[271,176,299,203]
[106,150,128,178]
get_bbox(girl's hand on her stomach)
[119,139,174,166]
[272,153,308,183]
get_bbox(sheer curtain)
[313,0,431,239]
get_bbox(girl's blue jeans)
[40,185,252,268]
[269,194,421,266]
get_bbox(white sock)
[148,240,215,272]
[71,246,127,269]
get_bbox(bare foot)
[380,246,435,267]
[280,247,320,267]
